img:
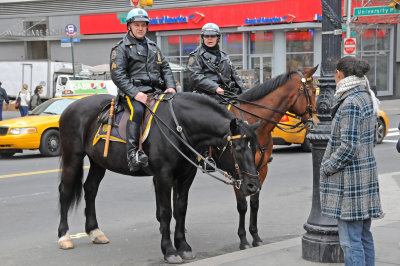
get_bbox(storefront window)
[222,33,243,55]
[181,35,200,56]
[357,27,390,94]
[161,36,179,57]
[286,30,314,71]
[250,31,273,54]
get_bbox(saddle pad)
[92,94,165,146]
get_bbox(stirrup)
[203,157,216,172]
[128,153,141,172]
[137,150,148,167]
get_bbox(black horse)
[57,92,261,263]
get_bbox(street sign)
[65,24,77,37]
[61,38,81,43]
[354,6,400,16]
[343,38,356,55]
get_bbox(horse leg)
[58,152,85,249]
[249,161,269,247]
[235,189,251,250]
[173,171,196,260]
[155,174,182,264]
[83,158,109,244]
[249,192,263,247]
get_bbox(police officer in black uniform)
[110,8,176,171]
[187,23,246,98]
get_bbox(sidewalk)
[186,172,400,266]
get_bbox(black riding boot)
[126,120,148,171]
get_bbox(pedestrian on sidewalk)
[18,84,31,117]
[30,85,43,110]
[320,56,383,265]
[0,81,10,121]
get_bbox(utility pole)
[302,0,344,262]
[346,0,352,38]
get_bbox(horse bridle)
[217,134,259,189]
[289,71,315,120]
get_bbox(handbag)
[15,92,21,108]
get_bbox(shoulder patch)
[188,56,195,67]
[111,49,118,61]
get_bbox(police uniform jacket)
[187,46,245,95]
[110,33,175,99]
[319,85,382,221]
[0,86,9,104]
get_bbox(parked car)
[272,108,389,151]
[0,95,88,157]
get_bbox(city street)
[0,109,399,266]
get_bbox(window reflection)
[286,30,314,71]
[357,27,390,94]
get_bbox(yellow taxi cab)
[0,95,89,157]
[271,89,389,151]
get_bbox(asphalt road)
[0,112,399,266]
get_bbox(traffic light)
[389,0,400,10]
[140,0,153,8]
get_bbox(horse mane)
[180,92,235,119]
[239,71,297,102]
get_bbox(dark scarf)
[202,43,221,63]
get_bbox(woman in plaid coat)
[320,56,383,266]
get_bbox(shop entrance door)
[250,56,272,87]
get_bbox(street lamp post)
[302,0,344,262]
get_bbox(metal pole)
[302,0,344,262]
[346,0,352,38]
[70,37,76,79]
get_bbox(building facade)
[0,0,398,98]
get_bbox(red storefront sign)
[80,0,322,35]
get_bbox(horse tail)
[58,149,85,211]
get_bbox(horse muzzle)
[303,118,316,131]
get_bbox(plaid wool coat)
[320,85,383,221]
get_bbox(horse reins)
[218,72,316,169]
[220,71,315,125]
[145,94,257,189]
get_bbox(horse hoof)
[239,243,251,250]
[179,251,195,260]
[59,240,74,249]
[252,240,264,247]
[92,234,110,244]
[164,254,183,264]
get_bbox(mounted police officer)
[187,23,246,98]
[110,8,176,171]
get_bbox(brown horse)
[225,66,319,249]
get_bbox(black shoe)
[128,150,149,171]
[137,150,148,167]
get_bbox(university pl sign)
[354,6,400,16]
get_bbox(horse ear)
[230,118,240,133]
[305,65,319,78]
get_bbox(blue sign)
[65,24,77,37]
[61,38,80,43]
